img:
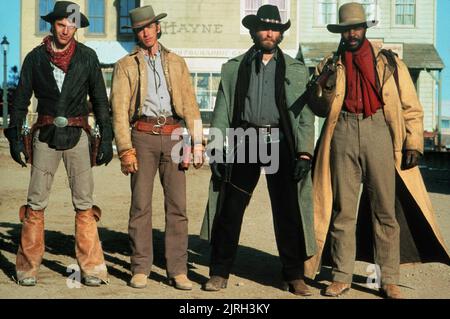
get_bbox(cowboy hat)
[41,1,89,28]
[122,5,167,29]
[327,2,378,34]
[242,4,291,32]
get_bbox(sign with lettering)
[161,21,224,35]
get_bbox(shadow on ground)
[0,222,288,291]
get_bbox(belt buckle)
[261,126,280,144]
[152,115,167,135]
[259,127,272,144]
[54,116,68,128]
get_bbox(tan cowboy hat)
[41,1,89,28]
[327,2,378,33]
[122,5,167,29]
[242,4,291,32]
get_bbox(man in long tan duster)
[306,2,450,299]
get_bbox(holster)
[179,142,191,171]
[22,132,33,164]
[90,133,101,167]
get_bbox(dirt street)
[0,137,449,299]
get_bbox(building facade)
[20,0,443,132]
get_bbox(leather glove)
[119,148,138,176]
[95,123,114,166]
[293,158,312,183]
[4,126,28,167]
[402,150,421,170]
[193,143,205,169]
[210,162,226,181]
[96,142,113,166]
[209,149,226,180]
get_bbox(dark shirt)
[11,43,111,150]
[243,51,280,126]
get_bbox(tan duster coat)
[304,44,450,279]
[111,44,203,154]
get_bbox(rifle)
[290,39,346,117]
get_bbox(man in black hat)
[4,1,112,286]
[200,4,316,296]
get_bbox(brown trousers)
[330,109,400,285]
[129,130,188,278]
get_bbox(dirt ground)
[0,136,449,300]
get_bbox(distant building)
[20,0,444,132]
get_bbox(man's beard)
[254,35,282,53]
[344,36,365,52]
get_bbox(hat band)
[132,19,154,28]
[260,18,282,24]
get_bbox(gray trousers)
[128,130,188,278]
[28,130,94,211]
[330,109,400,285]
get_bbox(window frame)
[239,0,291,35]
[85,0,106,36]
[359,0,379,23]
[36,0,56,35]
[392,0,416,28]
[117,0,140,36]
[314,0,338,27]
[190,72,221,112]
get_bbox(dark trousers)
[209,139,306,281]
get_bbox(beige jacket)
[111,43,203,153]
[304,44,450,278]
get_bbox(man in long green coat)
[199,4,316,296]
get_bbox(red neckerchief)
[343,39,382,117]
[43,35,77,73]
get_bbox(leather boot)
[204,275,228,292]
[16,205,45,286]
[286,279,312,296]
[380,284,403,299]
[324,281,351,297]
[75,205,108,286]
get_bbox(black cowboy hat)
[242,4,291,32]
[41,1,90,28]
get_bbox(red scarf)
[343,39,382,117]
[43,35,77,73]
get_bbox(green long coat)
[199,52,317,258]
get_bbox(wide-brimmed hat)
[242,4,291,32]
[122,5,167,29]
[327,2,378,33]
[41,1,89,28]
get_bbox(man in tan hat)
[3,1,112,287]
[200,4,316,296]
[110,5,204,290]
[306,2,450,298]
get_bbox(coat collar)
[336,41,396,86]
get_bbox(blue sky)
[0,0,20,85]
[436,0,450,115]
[0,0,449,105]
